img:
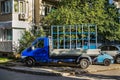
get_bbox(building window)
[45,6,51,16]
[1,0,12,14]
[4,29,12,41]
[41,4,56,16]
[14,0,19,12]
[109,0,113,4]
[19,1,26,13]
[14,0,27,13]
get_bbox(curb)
[0,65,62,76]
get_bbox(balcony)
[0,41,12,52]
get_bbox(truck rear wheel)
[79,59,89,69]
[103,59,111,66]
[25,57,35,67]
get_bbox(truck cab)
[21,37,50,64]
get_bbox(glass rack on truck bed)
[51,24,97,49]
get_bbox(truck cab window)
[37,40,44,48]
[34,40,44,48]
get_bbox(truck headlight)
[21,56,27,59]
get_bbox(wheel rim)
[80,59,89,69]
[104,59,110,66]
[27,59,33,65]
[81,61,87,67]
[105,61,109,65]
[25,58,34,66]
[116,57,120,63]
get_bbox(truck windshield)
[32,40,44,48]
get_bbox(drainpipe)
[34,0,40,26]
[32,0,34,25]
[34,0,40,35]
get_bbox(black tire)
[103,59,111,66]
[25,57,35,67]
[116,56,120,64]
[79,59,89,69]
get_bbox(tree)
[43,0,120,41]
[18,28,45,53]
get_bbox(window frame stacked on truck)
[51,24,97,50]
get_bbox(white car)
[98,45,120,64]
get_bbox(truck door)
[33,38,49,62]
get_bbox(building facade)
[0,0,58,53]
[0,0,34,53]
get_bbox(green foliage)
[43,0,120,41]
[18,31,34,53]
[19,29,45,53]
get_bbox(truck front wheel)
[25,57,35,67]
[79,59,89,69]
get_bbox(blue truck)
[21,25,114,69]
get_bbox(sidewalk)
[0,61,120,77]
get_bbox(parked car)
[93,52,114,66]
[98,45,120,63]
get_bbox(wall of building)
[12,0,34,30]
[12,0,34,52]
[0,0,34,53]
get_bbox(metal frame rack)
[51,24,97,49]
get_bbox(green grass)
[0,57,12,63]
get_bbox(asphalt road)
[0,68,120,80]
[0,68,82,80]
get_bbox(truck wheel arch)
[76,54,92,64]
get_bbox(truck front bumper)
[21,56,27,63]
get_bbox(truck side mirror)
[31,46,35,50]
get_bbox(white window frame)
[0,29,4,41]
[40,4,52,16]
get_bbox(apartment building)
[0,0,58,54]
[0,0,34,53]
